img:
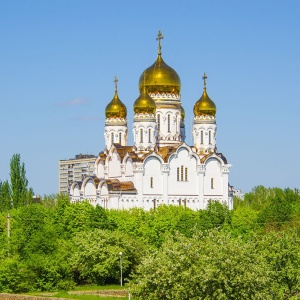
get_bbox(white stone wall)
[168,147,199,196]
[142,156,163,195]
[70,142,232,211]
[193,117,217,154]
[104,118,127,149]
[133,114,157,152]
[156,108,182,146]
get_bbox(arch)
[82,177,97,198]
[95,159,105,178]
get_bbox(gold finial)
[114,76,118,93]
[202,72,207,89]
[156,30,164,55]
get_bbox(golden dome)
[133,86,156,114]
[180,105,185,121]
[138,31,181,94]
[105,77,127,119]
[194,73,216,117]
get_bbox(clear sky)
[1,0,299,196]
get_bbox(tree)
[197,200,231,231]
[9,154,30,208]
[258,230,300,298]
[69,229,146,285]
[0,181,11,212]
[129,231,276,300]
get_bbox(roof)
[105,179,137,192]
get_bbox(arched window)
[211,178,214,189]
[177,167,180,181]
[168,114,171,132]
[150,177,153,188]
[148,128,151,143]
[209,131,212,145]
[119,132,122,144]
[201,131,204,144]
[111,132,114,144]
[157,114,161,131]
[181,165,184,181]
[185,167,188,181]
[140,128,143,143]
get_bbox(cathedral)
[70,31,233,210]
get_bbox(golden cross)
[114,76,118,93]
[156,30,164,55]
[202,73,207,89]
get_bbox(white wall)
[143,156,163,195]
[107,151,122,178]
[168,147,198,196]
[203,158,223,197]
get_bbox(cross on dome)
[156,30,164,55]
[114,76,118,93]
[202,72,207,89]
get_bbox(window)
[111,132,114,144]
[168,114,171,132]
[201,131,204,144]
[157,114,161,131]
[119,132,122,144]
[148,128,151,143]
[150,177,153,188]
[181,165,184,181]
[211,178,214,189]
[209,131,212,145]
[177,166,188,181]
[140,129,143,143]
[153,198,157,210]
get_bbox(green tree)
[197,200,231,231]
[0,181,11,212]
[9,154,31,208]
[130,231,275,300]
[69,229,146,285]
[258,229,300,298]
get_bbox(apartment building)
[59,154,97,194]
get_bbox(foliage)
[0,180,11,212]
[69,229,146,285]
[258,229,300,298]
[0,183,299,296]
[129,231,276,300]
[9,154,30,208]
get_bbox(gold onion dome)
[133,85,156,114]
[138,31,181,94]
[105,77,127,119]
[193,73,216,117]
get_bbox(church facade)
[70,32,233,210]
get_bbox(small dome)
[194,74,216,117]
[180,105,185,121]
[133,86,156,114]
[105,78,127,119]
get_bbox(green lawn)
[27,285,128,300]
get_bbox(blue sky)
[1,0,299,196]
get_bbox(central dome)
[138,31,181,95]
[138,55,181,94]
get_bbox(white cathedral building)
[70,32,233,210]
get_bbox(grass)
[26,285,128,300]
